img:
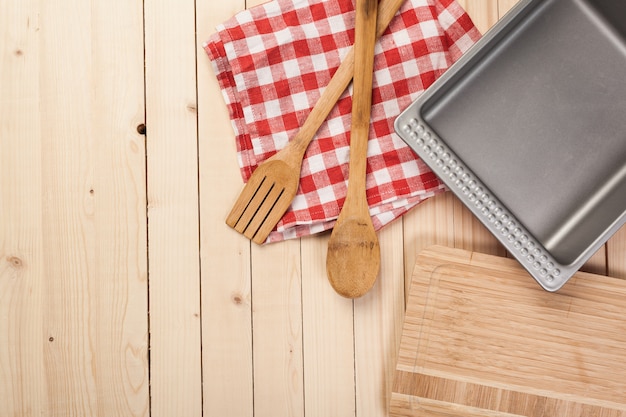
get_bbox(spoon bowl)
[327,215,380,298]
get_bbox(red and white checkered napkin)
[205,0,480,243]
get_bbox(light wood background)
[1,0,624,416]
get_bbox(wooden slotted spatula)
[326,0,380,298]
[225,0,407,244]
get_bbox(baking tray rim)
[394,0,626,291]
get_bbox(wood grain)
[252,240,305,417]
[1,0,149,415]
[144,0,202,415]
[1,1,47,414]
[196,0,256,415]
[391,246,626,417]
[302,233,357,417]
[355,221,406,417]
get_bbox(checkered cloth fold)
[205,0,480,243]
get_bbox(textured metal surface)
[395,0,626,291]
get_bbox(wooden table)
[1,0,624,416]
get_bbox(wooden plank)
[452,198,507,256]
[34,10,96,414]
[144,0,202,415]
[354,221,405,417]
[301,234,356,417]
[457,0,499,35]
[608,227,626,279]
[1,0,149,415]
[391,246,626,417]
[233,0,305,415]
[403,193,456,296]
[498,0,521,17]
[251,241,304,417]
[0,1,47,414]
[581,246,608,276]
[88,0,149,413]
[196,0,255,416]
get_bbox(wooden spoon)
[326,0,380,298]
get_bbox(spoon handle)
[343,0,379,212]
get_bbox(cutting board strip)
[393,371,624,417]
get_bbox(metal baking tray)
[395,0,626,291]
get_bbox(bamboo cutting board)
[391,246,626,417]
